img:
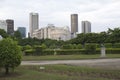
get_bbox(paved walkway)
[21,59,120,69]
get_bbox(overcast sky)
[0,0,120,33]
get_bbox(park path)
[21,59,120,69]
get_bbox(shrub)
[34,46,43,55]
[62,44,73,49]
[22,45,32,51]
[43,49,54,55]
[104,43,112,48]
[24,49,35,56]
[113,43,120,48]
[77,44,83,49]
[106,48,120,54]
[56,49,86,55]
[85,43,96,54]
[96,44,101,48]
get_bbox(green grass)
[0,65,120,80]
[22,54,120,61]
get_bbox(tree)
[14,30,22,40]
[97,32,108,43]
[0,29,9,38]
[107,28,120,43]
[0,38,22,74]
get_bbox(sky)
[0,0,120,34]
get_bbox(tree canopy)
[0,29,9,38]
[0,38,22,74]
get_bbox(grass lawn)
[0,65,120,80]
[22,54,120,61]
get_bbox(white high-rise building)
[82,21,91,33]
[0,20,7,32]
[29,12,39,37]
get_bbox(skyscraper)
[71,14,78,34]
[82,21,91,33]
[29,12,39,37]
[18,27,26,38]
[6,19,14,35]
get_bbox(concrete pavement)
[21,59,120,68]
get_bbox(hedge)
[24,48,120,56]
[85,43,96,54]
[56,49,86,55]
[106,48,120,54]
[113,43,120,48]
[24,49,35,56]
[43,49,54,55]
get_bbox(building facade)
[29,12,39,37]
[17,27,26,38]
[33,24,71,41]
[71,14,78,34]
[82,21,91,33]
[6,19,14,35]
[0,20,7,32]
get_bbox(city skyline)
[0,0,120,33]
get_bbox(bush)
[62,44,73,49]
[113,43,120,48]
[34,46,43,55]
[106,48,120,54]
[43,49,54,55]
[22,45,32,51]
[77,44,83,49]
[96,44,101,48]
[56,49,86,55]
[85,43,96,54]
[104,43,112,48]
[24,49,35,56]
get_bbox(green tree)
[0,38,22,74]
[0,29,9,38]
[14,30,22,40]
[107,28,120,43]
[97,32,108,43]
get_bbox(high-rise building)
[0,20,7,32]
[29,12,39,37]
[71,14,78,34]
[17,27,26,38]
[82,21,91,33]
[6,19,14,35]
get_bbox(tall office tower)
[0,20,7,32]
[17,27,26,38]
[82,21,91,33]
[29,12,39,37]
[71,14,78,34]
[6,19,14,35]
